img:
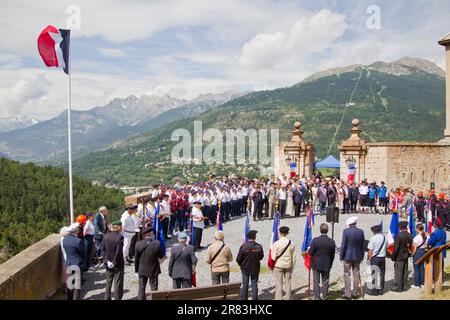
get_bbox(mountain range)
[0,91,244,162]
[0,116,40,133]
[69,57,446,186]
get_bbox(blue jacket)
[368,186,378,199]
[428,228,447,258]
[378,186,387,198]
[94,213,107,239]
[62,234,86,269]
[340,226,365,262]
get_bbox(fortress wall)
[0,234,64,300]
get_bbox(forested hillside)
[0,157,124,263]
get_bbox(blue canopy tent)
[315,155,340,169]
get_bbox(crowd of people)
[59,174,450,300]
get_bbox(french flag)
[407,205,416,238]
[217,210,223,231]
[152,203,166,257]
[267,211,280,269]
[37,25,70,74]
[387,212,399,254]
[243,209,250,243]
[301,208,313,270]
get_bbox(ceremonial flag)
[407,205,416,238]
[152,203,166,257]
[301,208,313,270]
[387,212,399,254]
[425,200,433,234]
[267,211,280,269]
[244,209,250,243]
[37,25,74,223]
[217,210,223,231]
[37,25,70,74]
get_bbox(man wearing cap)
[206,231,233,285]
[236,230,264,300]
[308,223,336,300]
[102,220,124,300]
[135,227,164,299]
[121,204,138,264]
[340,216,365,299]
[391,220,413,292]
[366,223,387,296]
[271,226,296,300]
[169,232,198,289]
[62,222,86,300]
[428,217,447,280]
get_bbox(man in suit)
[317,182,328,215]
[267,183,277,219]
[308,223,336,300]
[293,186,303,217]
[349,182,359,213]
[342,182,350,214]
[135,226,164,299]
[102,220,124,300]
[94,206,108,266]
[327,181,337,208]
[62,223,86,300]
[340,216,365,299]
[251,185,264,221]
[169,231,198,289]
[236,230,264,300]
[392,221,413,292]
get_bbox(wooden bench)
[149,282,241,300]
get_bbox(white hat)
[67,222,80,234]
[59,226,70,236]
[346,216,358,226]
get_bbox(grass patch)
[229,265,271,274]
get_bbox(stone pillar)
[338,119,367,183]
[439,34,450,141]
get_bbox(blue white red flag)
[407,205,416,238]
[244,209,250,243]
[301,208,313,269]
[152,203,166,257]
[217,210,223,231]
[267,211,280,269]
[387,212,399,254]
[37,25,70,74]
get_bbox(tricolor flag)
[425,200,433,234]
[407,205,416,238]
[217,210,223,231]
[152,203,166,257]
[387,212,399,254]
[37,25,70,74]
[267,211,280,269]
[243,209,250,243]
[301,208,313,270]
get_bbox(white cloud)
[238,10,347,70]
[97,48,126,58]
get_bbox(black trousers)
[294,203,301,217]
[350,199,357,212]
[394,260,409,292]
[313,269,330,300]
[212,271,230,285]
[242,196,248,213]
[366,257,385,295]
[138,275,158,300]
[128,232,139,259]
[211,205,218,224]
[253,201,263,219]
[173,278,192,289]
[105,267,124,300]
[279,199,287,218]
[416,206,425,221]
[193,227,203,249]
[343,198,350,214]
[162,218,169,238]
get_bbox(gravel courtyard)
[82,213,449,300]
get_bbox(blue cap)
[178,232,188,240]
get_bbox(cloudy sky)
[0,0,449,119]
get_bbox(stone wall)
[364,142,450,191]
[0,234,64,300]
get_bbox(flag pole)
[67,29,74,224]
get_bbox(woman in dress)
[286,185,295,217]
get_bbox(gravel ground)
[81,212,449,300]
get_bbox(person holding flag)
[308,223,336,300]
[271,226,296,300]
[267,211,280,269]
[387,210,399,255]
[236,230,264,300]
[152,202,167,257]
[391,221,413,292]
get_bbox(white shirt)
[368,233,387,258]
[146,203,156,219]
[211,195,218,206]
[278,189,287,200]
[192,207,205,229]
[160,200,171,217]
[359,185,369,196]
[242,187,249,196]
[414,234,428,249]
[121,211,136,234]
[84,220,95,236]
